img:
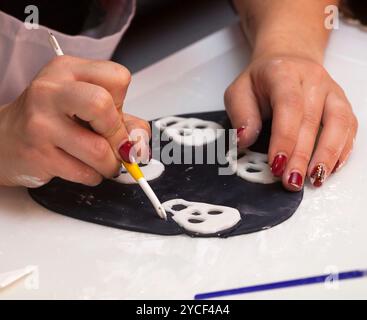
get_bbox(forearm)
[234,0,339,63]
[0,103,12,186]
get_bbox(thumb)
[122,113,152,164]
[224,75,262,148]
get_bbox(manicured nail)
[119,141,134,163]
[271,154,287,177]
[310,164,326,187]
[332,160,340,174]
[288,172,303,189]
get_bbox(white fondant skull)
[154,116,223,146]
[113,159,165,184]
[163,199,241,235]
[227,149,278,184]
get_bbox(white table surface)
[1,22,367,300]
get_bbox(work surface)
[1,22,367,299]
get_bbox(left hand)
[224,54,358,191]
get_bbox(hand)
[225,54,358,191]
[0,56,151,187]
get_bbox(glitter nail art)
[310,164,326,187]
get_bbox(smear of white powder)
[14,175,46,188]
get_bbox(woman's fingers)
[44,57,152,165]
[282,85,325,191]
[266,75,304,177]
[52,117,121,178]
[224,57,357,192]
[53,81,130,162]
[224,74,263,148]
[307,91,356,187]
[50,147,103,186]
[72,60,131,110]
[7,56,151,188]
[45,56,131,109]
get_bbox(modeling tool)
[47,31,64,56]
[195,269,367,299]
[122,159,167,219]
[47,31,167,220]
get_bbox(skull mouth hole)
[246,168,261,173]
[188,218,204,224]
[207,210,223,215]
[171,204,187,211]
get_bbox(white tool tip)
[138,178,167,220]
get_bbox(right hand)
[0,55,151,188]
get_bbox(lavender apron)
[0,0,135,105]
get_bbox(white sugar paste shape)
[113,159,165,184]
[163,199,241,235]
[154,116,223,146]
[0,266,36,289]
[227,149,278,184]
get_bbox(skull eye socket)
[172,204,187,211]
[188,219,204,224]
[191,212,201,216]
[139,162,149,168]
[207,210,223,215]
[179,129,192,136]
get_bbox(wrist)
[251,32,326,64]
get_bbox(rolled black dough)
[28,111,303,238]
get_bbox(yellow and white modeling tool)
[121,160,167,219]
[47,31,167,220]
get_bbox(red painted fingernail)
[288,172,303,189]
[271,154,287,177]
[310,164,326,187]
[332,160,340,174]
[119,141,134,163]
